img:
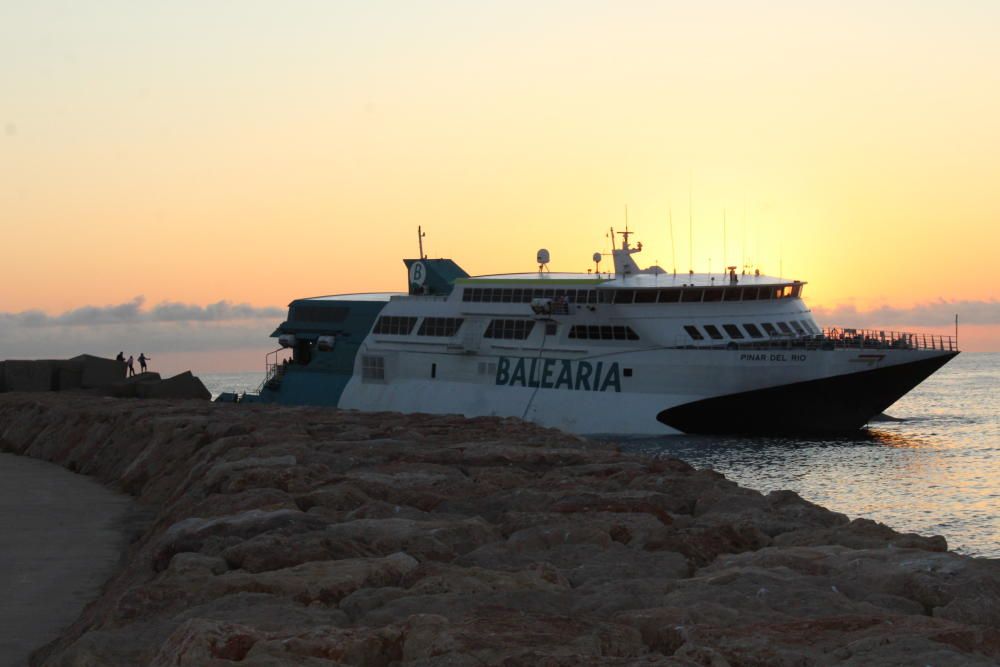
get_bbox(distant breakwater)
[1,394,998,666]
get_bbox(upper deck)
[458,271,801,290]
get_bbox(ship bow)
[657,352,958,435]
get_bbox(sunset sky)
[2,1,997,372]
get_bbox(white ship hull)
[337,345,956,436]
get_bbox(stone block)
[71,354,125,389]
[2,360,53,392]
[56,365,84,391]
[142,371,211,401]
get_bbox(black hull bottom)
[657,352,958,435]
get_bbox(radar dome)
[536,248,550,265]
[592,252,602,263]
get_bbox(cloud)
[0,297,286,360]
[1,296,284,328]
[812,299,999,327]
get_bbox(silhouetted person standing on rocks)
[138,353,150,373]
[115,351,124,363]
[126,355,135,377]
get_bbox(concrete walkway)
[0,453,133,667]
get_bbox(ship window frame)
[373,316,417,336]
[484,318,535,340]
[761,322,779,336]
[742,288,759,301]
[361,355,385,381]
[613,290,636,304]
[791,284,803,298]
[703,324,724,340]
[722,287,742,302]
[722,324,744,339]
[634,289,658,304]
[681,289,704,303]
[789,320,805,334]
[703,288,724,303]
[417,317,464,337]
[568,325,640,341]
[776,321,793,334]
[743,323,764,339]
[658,289,680,303]
[683,325,704,340]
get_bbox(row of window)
[461,284,803,305]
[684,319,819,341]
[484,319,535,340]
[373,316,418,335]
[289,305,349,323]
[417,317,464,337]
[568,325,640,341]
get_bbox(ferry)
[233,230,958,436]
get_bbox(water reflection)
[608,354,999,558]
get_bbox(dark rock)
[0,394,994,667]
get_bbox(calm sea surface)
[202,352,998,558]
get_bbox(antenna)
[668,205,676,275]
[723,208,727,279]
[417,225,427,259]
[741,201,746,274]
[688,172,693,272]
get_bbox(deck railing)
[256,348,288,393]
[674,328,957,352]
[820,327,957,351]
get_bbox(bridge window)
[684,325,704,340]
[568,325,640,341]
[789,320,805,334]
[723,324,744,339]
[703,288,724,302]
[742,288,759,301]
[743,323,763,338]
[484,319,535,340]
[613,290,636,304]
[761,322,778,336]
[791,284,803,298]
[289,305,349,323]
[417,317,464,337]
[681,289,703,303]
[658,289,680,303]
[361,355,385,381]
[373,316,417,335]
[801,320,819,334]
[777,321,793,334]
[703,324,724,340]
[723,287,742,301]
[634,289,658,303]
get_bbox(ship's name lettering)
[739,353,808,362]
[495,357,621,392]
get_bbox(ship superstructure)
[239,232,958,435]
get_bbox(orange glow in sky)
[1,2,997,368]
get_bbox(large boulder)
[72,354,126,388]
[140,371,211,401]
[1,360,53,392]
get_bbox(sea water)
[202,352,999,557]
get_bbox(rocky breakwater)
[0,394,998,666]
